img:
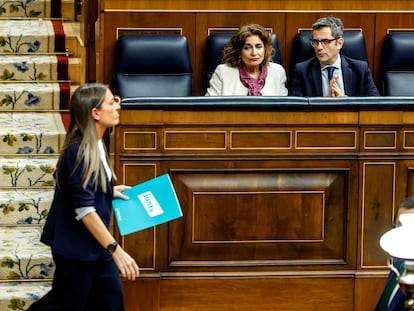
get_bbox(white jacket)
[205,62,288,96]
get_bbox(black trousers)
[27,252,124,311]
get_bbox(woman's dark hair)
[223,24,274,67]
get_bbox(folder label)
[138,191,164,217]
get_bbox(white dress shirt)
[321,57,345,96]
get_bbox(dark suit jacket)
[290,55,379,97]
[41,137,114,262]
[373,262,406,311]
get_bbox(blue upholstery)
[291,30,368,66]
[381,32,414,96]
[113,34,193,98]
[203,31,282,92]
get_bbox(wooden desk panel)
[115,104,411,311]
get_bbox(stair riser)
[0,55,67,82]
[0,158,57,188]
[0,20,60,53]
[0,190,53,225]
[0,113,65,155]
[0,227,54,280]
[0,0,54,18]
[0,282,52,311]
[0,83,69,111]
[0,0,79,307]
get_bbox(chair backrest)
[203,31,282,93]
[291,30,368,66]
[381,32,414,96]
[113,34,193,98]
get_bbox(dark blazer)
[374,262,406,311]
[41,138,114,262]
[290,55,379,97]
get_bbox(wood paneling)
[99,9,414,95]
[93,1,414,309]
[354,274,387,311]
[101,0,414,11]
[113,100,414,310]
[122,276,160,311]
[167,170,348,266]
[360,162,395,267]
[159,277,354,311]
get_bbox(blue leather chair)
[291,30,368,66]
[381,32,414,96]
[113,34,193,98]
[203,31,282,93]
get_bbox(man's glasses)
[310,38,338,47]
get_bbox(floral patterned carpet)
[0,0,68,309]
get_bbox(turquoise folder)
[112,174,183,236]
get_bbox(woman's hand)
[112,246,140,280]
[114,185,131,200]
[81,212,139,280]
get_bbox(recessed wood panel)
[406,165,414,197]
[170,170,348,266]
[296,131,357,149]
[123,131,157,150]
[121,163,157,185]
[230,131,291,149]
[404,131,414,149]
[165,131,226,150]
[118,163,158,269]
[361,162,395,267]
[364,131,396,149]
[192,191,324,242]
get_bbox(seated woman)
[205,24,288,96]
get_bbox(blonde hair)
[57,83,116,192]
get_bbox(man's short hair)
[399,197,414,209]
[312,16,344,39]
[394,196,414,225]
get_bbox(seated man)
[374,197,414,311]
[290,16,379,97]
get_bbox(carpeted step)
[0,0,61,18]
[0,0,73,309]
[0,227,54,280]
[0,157,57,188]
[0,281,51,311]
[0,112,65,155]
[0,82,70,111]
[0,54,68,81]
[0,189,54,226]
[0,19,65,53]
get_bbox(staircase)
[0,0,84,309]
